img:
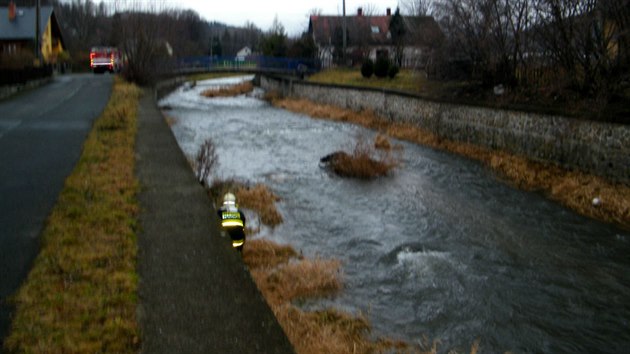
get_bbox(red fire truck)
[89,46,123,74]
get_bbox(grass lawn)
[307,67,468,99]
[308,67,422,92]
[4,78,141,353]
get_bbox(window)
[371,26,380,34]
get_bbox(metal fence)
[176,56,321,76]
[0,66,53,86]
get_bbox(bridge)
[175,55,321,77]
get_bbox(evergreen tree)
[389,7,406,67]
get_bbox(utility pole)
[35,0,41,64]
[342,0,346,64]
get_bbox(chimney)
[357,7,363,16]
[387,8,391,16]
[8,1,16,21]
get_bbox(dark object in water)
[320,151,350,165]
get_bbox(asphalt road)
[0,73,113,348]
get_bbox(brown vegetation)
[271,97,630,230]
[201,81,254,98]
[164,115,177,126]
[243,238,421,354]
[236,184,284,226]
[324,135,400,179]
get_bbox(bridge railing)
[176,56,321,76]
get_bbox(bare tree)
[401,0,435,15]
[533,0,628,98]
[194,139,218,186]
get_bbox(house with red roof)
[308,7,443,69]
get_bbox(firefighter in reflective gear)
[217,192,246,251]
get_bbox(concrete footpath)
[135,89,295,353]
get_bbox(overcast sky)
[169,0,401,36]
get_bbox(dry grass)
[243,239,423,354]
[164,115,177,126]
[272,97,630,230]
[236,183,284,227]
[249,256,342,305]
[242,238,299,269]
[201,81,253,98]
[326,135,400,179]
[374,134,396,150]
[4,78,141,353]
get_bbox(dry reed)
[164,115,177,126]
[236,183,284,226]
[243,238,422,354]
[328,134,400,179]
[273,97,630,230]
[374,134,393,150]
[242,238,298,269]
[201,81,253,98]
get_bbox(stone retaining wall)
[260,75,630,185]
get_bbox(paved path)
[0,74,113,348]
[135,89,294,353]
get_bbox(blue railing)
[176,55,321,76]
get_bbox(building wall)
[41,18,52,62]
[260,75,630,184]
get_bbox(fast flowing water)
[160,77,630,353]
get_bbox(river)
[159,76,630,353]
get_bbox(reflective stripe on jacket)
[220,210,244,228]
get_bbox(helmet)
[223,192,236,205]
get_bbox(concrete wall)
[260,75,630,184]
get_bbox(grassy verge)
[4,78,141,353]
[308,67,427,94]
[269,96,630,230]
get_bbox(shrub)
[374,57,390,78]
[324,135,399,179]
[194,139,218,186]
[360,59,373,78]
[388,64,400,79]
[236,184,283,227]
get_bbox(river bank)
[267,95,630,231]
